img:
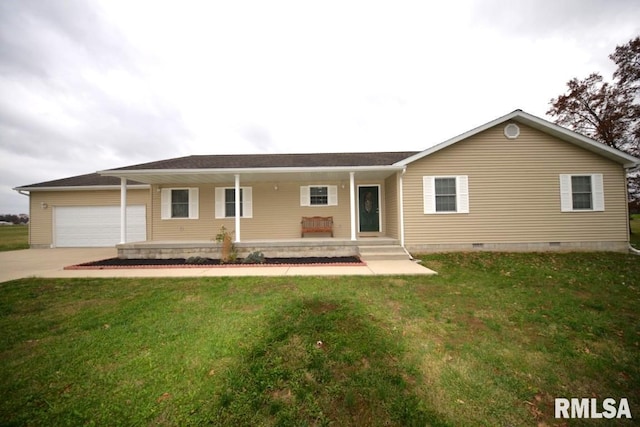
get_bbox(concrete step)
[357,245,411,261]
[358,245,405,253]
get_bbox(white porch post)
[349,172,356,241]
[234,174,241,243]
[399,168,406,247]
[120,178,127,244]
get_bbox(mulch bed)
[66,256,365,270]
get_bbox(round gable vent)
[504,123,520,139]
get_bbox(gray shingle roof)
[15,173,145,189]
[110,152,419,170]
[17,152,419,189]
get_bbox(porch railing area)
[116,237,401,260]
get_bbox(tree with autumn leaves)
[548,36,640,212]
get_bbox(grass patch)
[1,252,638,425]
[213,297,440,426]
[0,224,28,251]
[631,214,640,249]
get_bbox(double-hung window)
[423,176,469,214]
[300,185,338,206]
[215,187,253,218]
[559,174,604,212]
[310,186,329,205]
[171,189,189,217]
[161,188,199,219]
[434,178,457,212]
[225,188,243,217]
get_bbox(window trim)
[215,187,253,218]
[434,177,457,213]
[559,174,604,212]
[309,186,329,206]
[423,175,469,214]
[160,187,199,219]
[225,188,243,217]
[300,185,338,207]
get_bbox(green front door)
[358,186,380,232]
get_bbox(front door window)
[358,186,380,232]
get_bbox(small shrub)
[243,251,266,264]
[215,226,238,263]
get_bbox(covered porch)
[102,161,410,258]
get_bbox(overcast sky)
[1,0,639,214]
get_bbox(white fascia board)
[98,165,404,177]
[13,185,150,192]
[513,112,640,167]
[395,109,640,168]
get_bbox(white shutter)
[161,188,171,219]
[559,174,572,212]
[592,174,605,211]
[188,188,199,219]
[215,188,225,218]
[242,187,253,218]
[300,186,310,206]
[328,185,338,206]
[423,176,435,214]
[456,175,469,213]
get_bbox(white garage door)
[54,205,147,247]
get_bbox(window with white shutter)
[161,188,199,219]
[423,176,469,214]
[215,187,253,218]
[300,185,338,206]
[559,174,604,212]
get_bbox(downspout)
[627,165,640,255]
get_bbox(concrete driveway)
[0,248,117,282]
[0,248,436,282]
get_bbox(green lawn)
[0,224,29,251]
[1,252,638,426]
[631,214,640,249]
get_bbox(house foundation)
[406,241,630,253]
[116,238,401,259]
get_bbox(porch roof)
[13,172,148,192]
[99,151,417,184]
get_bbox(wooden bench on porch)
[301,216,333,237]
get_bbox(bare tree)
[548,37,640,209]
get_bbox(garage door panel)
[54,206,146,247]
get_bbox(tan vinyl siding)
[152,181,368,240]
[384,174,399,238]
[403,123,630,247]
[29,189,150,247]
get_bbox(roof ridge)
[188,150,418,157]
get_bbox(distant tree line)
[0,214,29,224]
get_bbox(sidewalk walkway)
[0,249,436,282]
